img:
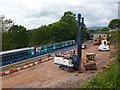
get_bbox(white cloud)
[0,0,119,29]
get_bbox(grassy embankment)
[80,61,119,88]
[80,31,120,89]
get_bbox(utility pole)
[118,1,120,18]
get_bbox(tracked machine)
[54,13,97,72]
[83,53,97,70]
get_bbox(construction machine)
[93,37,110,46]
[93,40,98,46]
[93,37,103,46]
[83,53,97,70]
[107,41,110,45]
[54,13,83,72]
[54,13,97,72]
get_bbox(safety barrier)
[0,57,53,76]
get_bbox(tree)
[2,32,11,51]
[0,15,13,32]
[2,11,89,51]
[60,11,78,40]
[60,11,76,24]
[60,11,88,41]
[108,19,120,29]
[50,21,69,42]
[11,25,28,48]
[30,11,80,46]
[108,18,120,62]
[101,27,109,33]
[2,25,29,50]
[30,25,52,46]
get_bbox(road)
[2,43,113,88]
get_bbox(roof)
[86,53,95,55]
[0,47,31,55]
[37,40,75,47]
[0,40,75,55]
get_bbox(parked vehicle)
[98,40,110,51]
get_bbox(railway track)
[2,42,111,88]
[0,54,52,76]
[0,40,92,76]
[0,54,52,74]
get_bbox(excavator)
[93,36,110,46]
[93,36,105,45]
[83,53,97,70]
[54,13,97,72]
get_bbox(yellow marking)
[83,58,87,63]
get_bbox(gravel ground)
[2,43,113,88]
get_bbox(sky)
[0,0,119,29]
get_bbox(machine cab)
[86,53,96,62]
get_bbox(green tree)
[30,11,82,46]
[108,19,120,29]
[8,25,29,49]
[50,21,69,42]
[101,27,109,33]
[2,11,89,51]
[108,19,120,62]
[30,25,52,46]
[2,32,12,51]
[60,11,78,40]
[60,11,76,24]
[0,15,13,32]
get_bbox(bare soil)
[2,43,114,88]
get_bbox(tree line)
[2,11,120,51]
[2,11,89,51]
[109,19,120,62]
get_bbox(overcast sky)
[0,0,119,29]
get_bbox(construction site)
[2,42,114,88]
[0,0,119,89]
[1,14,115,88]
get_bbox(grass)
[79,31,120,89]
[80,61,120,89]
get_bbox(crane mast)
[76,14,84,70]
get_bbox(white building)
[91,33,108,40]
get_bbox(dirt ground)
[1,43,113,88]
